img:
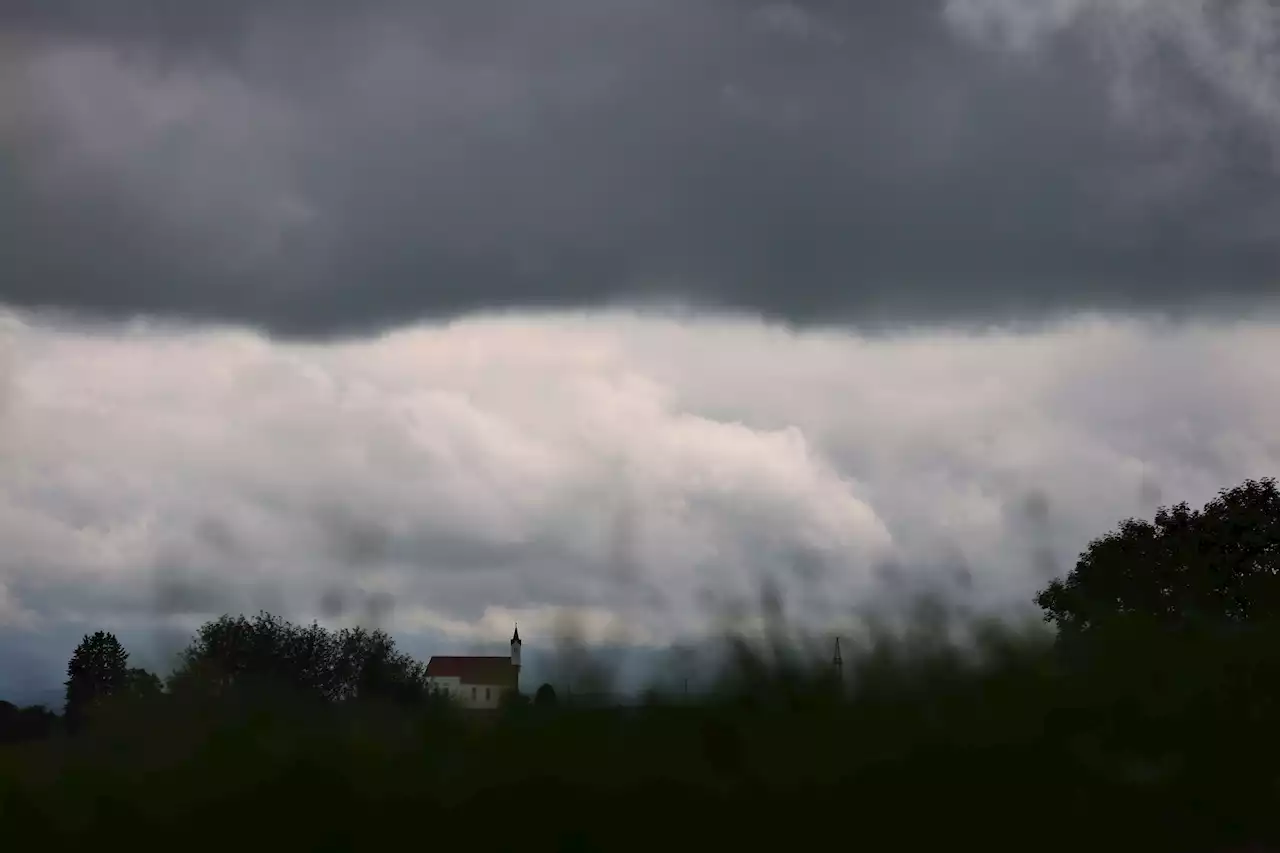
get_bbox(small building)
[425,625,522,710]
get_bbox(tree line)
[3,614,439,743]
[3,608,569,744]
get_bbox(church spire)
[832,637,843,683]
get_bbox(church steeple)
[510,623,522,669]
[832,637,843,684]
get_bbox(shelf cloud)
[3,1,1279,698]
[2,0,1277,336]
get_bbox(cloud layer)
[2,308,1277,667]
[2,0,1278,335]
[4,0,1280,699]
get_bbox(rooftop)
[426,656,518,687]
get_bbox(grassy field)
[4,613,1280,851]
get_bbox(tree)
[333,625,427,703]
[125,668,164,700]
[0,701,59,743]
[169,612,339,700]
[167,612,427,705]
[534,683,558,708]
[1036,477,1280,635]
[64,630,131,732]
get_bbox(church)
[425,625,522,710]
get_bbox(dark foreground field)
[4,618,1280,852]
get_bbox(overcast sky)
[2,0,1279,698]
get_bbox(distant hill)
[0,687,62,712]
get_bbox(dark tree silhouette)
[64,630,130,732]
[534,683,558,707]
[125,667,164,700]
[335,625,427,703]
[168,612,335,699]
[167,611,426,704]
[1036,477,1280,634]
[0,701,59,743]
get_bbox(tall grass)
[3,603,1279,851]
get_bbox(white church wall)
[427,675,462,698]
[427,676,513,709]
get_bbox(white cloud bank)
[1,308,1277,655]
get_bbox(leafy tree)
[64,630,130,732]
[334,626,426,704]
[0,701,59,743]
[168,611,426,704]
[169,612,337,700]
[534,683,558,707]
[125,668,164,700]
[1036,477,1280,635]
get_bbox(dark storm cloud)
[1,0,1277,336]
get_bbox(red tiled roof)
[426,656,518,686]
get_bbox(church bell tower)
[510,624,522,669]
